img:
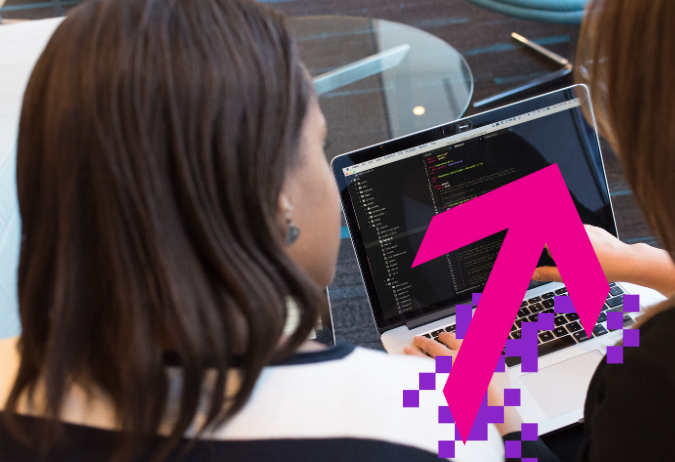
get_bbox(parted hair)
[5,0,319,460]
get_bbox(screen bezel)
[331,85,618,333]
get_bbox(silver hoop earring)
[285,204,300,246]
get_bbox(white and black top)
[0,336,505,461]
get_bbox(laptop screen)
[332,86,616,331]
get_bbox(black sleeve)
[503,432,561,462]
[578,346,675,462]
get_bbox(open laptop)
[331,85,643,435]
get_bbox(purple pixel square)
[403,390,419,408]
[494,355,506,373]
[623,329,640,347]
[607,345,624,364]
[487,405,505,425]
[455,394,503,441]
[553,296,576,313]
[438,406,454,424]
[506,324,541,373]
[607,311,624,331]
[537,312,555,330]
[504,388,521,407]
[623,294,640,312]
[505,440,521,458]
[436,355,452,374]
[419,372,435,390]
[505,338,520,359]
[439,441,455,458]
[521,423,538,441]
[456,304,473,339]
[472,292,482,306]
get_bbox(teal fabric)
[480,0,587,11]
[0,147,21,340]
[466,0,588,23]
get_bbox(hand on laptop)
[532,224,675,298]
[404,334,523,436]
[405,332,462,361]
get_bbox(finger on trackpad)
[521,351,603,419]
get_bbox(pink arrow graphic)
[412,164,609,443]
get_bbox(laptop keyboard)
[420,283,635,367]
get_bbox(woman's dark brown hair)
[6,0,318,459]
[577,0,675,318]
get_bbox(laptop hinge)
[404,298,471,330]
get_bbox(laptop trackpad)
[521,351,603,419]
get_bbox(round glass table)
[290,16,474,160]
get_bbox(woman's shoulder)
[0,339,504,461]
[231,344,505,461]
[318,343,439,374]
[592,304,675,388]
[271,342,445,387]
[581,305,675,461]
[636,302,675,352]
[585,303,675,421]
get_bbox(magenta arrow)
[412,164,608,443]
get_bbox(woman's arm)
[533,225,675,298]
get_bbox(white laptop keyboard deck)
[420,283,634,366]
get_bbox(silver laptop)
[330,85,642,435]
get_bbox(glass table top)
[290,16,474,161]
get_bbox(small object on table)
[473,33,573,109]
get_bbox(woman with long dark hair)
[0,0,505,461]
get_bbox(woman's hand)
[533,224,675,298]
[404,332,462,361]
[533,225,635,283]
[404,333,523,436]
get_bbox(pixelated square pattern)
[505,312,554,373]
[504,388,520,407]
[419,372,436,391]
[436,355,452,374]
[438,406,454,424]
[505,440,521,458]
[438,440,455,458]
[401,292,641,456]
[554,294,641,364]
[402,389,419,408]
[521,423,538,441]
